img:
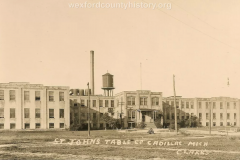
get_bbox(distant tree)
[101,113,117,129]
[179,116,201,128]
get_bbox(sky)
[0,0,240,98]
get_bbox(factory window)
[132,111,135,118]
[220,113,223,119]
[167,114,169,120]
[0,108,4,118]
[10,108,15,118]
[10,123,15,129]
[181,116,184,120]
[186,102,189,109]
[213,113,216,119]
[0,90,4,100]
[206,122,209,126]
[59,109,64,118]
[127,97,135,105]
[35,109,40,118]
[152,97,159,106]
[186,113,189,119]
[171,101,174,106]
[93,113,96,120]
[49,91,54,101]
[206,102,208,109]
[10,90,15,101]
[234,122,237,126]
[92,100,96,107]
[81,100,85,106]
[227,113,230,120]
[172,113,174,119]
[140,97,147,105]
[24,108,30,118]
[24,91,30,101]
[206,113,209,120]
[100,113,103,118]
[220,122,223,126]
[213,102,216,109]
[220,102,223,109]
[49,123,54,128]
[0,123,4,129]
[181,102,184,108]
[190,102,194,109]
[73,99,78,107]
[227,102,229,107]
[234,102,236,109]
[128,111,132,118]
[227,122,230,126]
[198,102,202,109]
[35,123,41,129]
[111,100,114,107]
[199,113,202,120]
[99,100,103,107]
[35,91,40,101]
[105,100,108,107]
[59,92,64,101]
[49,109,54,118]
[25,123,30,129]
[234,113,236,120]
[60,123,64,128]
[213,122,216,126]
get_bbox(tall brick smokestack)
[90,50,94,95]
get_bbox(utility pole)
[173,75,177,133]
[118,97,124,128]
[87,83,90,137]
[209,101,211,135]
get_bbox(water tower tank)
[102,73,114,88]
[102,73,115,96]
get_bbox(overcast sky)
[0,0,240,98]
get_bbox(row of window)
[200,113,237,120]
[0,123,65,129]
[73,99,114,107]
[0,108,64,119]
[167,101,194,109]
[205,122,236,126]
[166,112,237,120]
[127,97,159,106]
[166,101,237,110]
[0,90,65,102]
[198,102,237,109]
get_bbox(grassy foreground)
[0,129,240,160]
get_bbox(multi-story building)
[163,96,240,127]
[70,90,115,130]
[114,90,163,128]
[0,82,70,130]
[70,89,163,129]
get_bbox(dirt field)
[0,129,240,160]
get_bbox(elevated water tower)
[102,73,115,96]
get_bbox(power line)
[141,0,238,50]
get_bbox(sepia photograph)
[0,0,240,159]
